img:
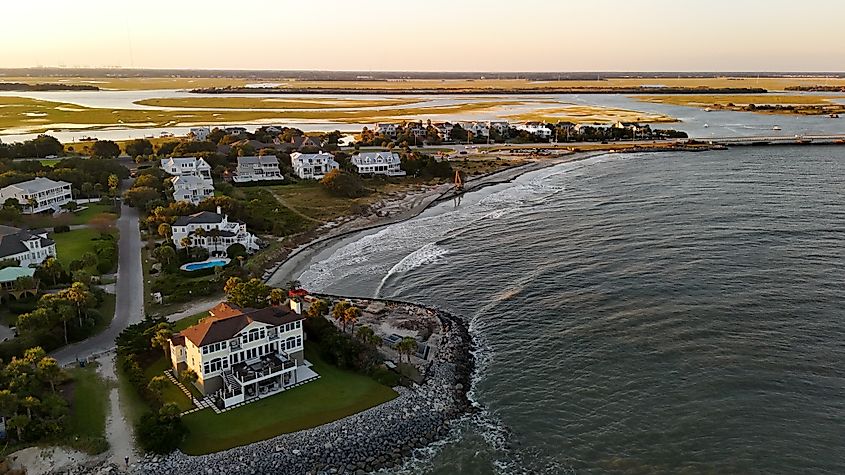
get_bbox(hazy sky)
[2,0,844,71]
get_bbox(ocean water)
[300,146,845,474]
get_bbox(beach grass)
[0,95,523,134]
[65,365,110,454]
[179,344,398,455]
[635,94,844,107]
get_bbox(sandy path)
[96,354,139,470]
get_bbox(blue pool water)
[182,259,228,271]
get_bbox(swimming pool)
[180,258,231,271]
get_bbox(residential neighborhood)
[171,207,260,255]
[232,155,283,183]
[0,177,73,214]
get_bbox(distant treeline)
[3,68,845,81]
[191,86,768,95]
[785,85,845,92]
[0,82,99,91]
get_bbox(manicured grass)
[22,202,117,228]
[39,158,62,167]
[179,345,398,455]
[66,366,110,454]
[172,311,209,332]
[51,228,113,266]
[144,356,194,411]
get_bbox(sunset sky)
[2,0,844,71]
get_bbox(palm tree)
[37,357,62,393]
[40,257,63,286]
[151,327,172,360]
[8,414,29,441]
[397,337,418,363]
[20,396,39,419]
[157,223,172,240]
[306,299,329,318]
[356,326,382,347]
[343,306,362,335]
[332,301,351,330]
[147,375,168,405]
[180,236,193,258]
[64,282,91,327]
[268,288,286,306]
[285,280,302,292]
[208,229,223,256]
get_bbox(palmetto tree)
[396,337,418,363]
[65,282,91,327]
[151,327,172,360]
[147,376,168,405]
[332,301,351,330]
[207,228,223,256]
[180,236,193,259]
[343,306,362,335]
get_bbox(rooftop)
[176,304,304,347]
[0,226,53,259]
[2,177,70,194]
[173,211,224,226]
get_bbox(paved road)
[53,203,144,365]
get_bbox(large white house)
[373,123,399,137]
[350,151,406,176]
[189,127,211,141]
[233,155,283,183]
[168,301,316,409]
[171,175,214,205]
[0,225,57,267]
[171,207,259,255]
[160,157,213,182]
[0,178,73,214]
[290,152,339,180]
[514,122,553,139]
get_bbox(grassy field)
[52,228,115,266]
[23,202,117,228]
[66,366,110,453]
[179,345,398,455]
[134,97,422,109]
[505,105,677,124]
[0,95,523,134]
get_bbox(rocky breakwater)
[135,303,475,475]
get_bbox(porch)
[215,355,318,410]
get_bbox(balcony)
[230,353,296,384]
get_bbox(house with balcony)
[0,225,57,267]
[189,127,211,141]
[431,122,453,142]
[374,123,399,137]
[171,207,259,256]
[168,302,317,409]
[160,157,213,182]
[0,178,73,214]
[171,175,214,205]
[291,152,340,180]
[233,155,283,183]
[350,151,406,177]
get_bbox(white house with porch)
[168,302,317,409]
[233,155,283,183]
[291,152,339,180]
[0,178,72,214]
[160,157,213,182]
[171,175,214,205]
[0,225,57,267]
[171,207,259,256]
[350,151,406,176]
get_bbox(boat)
[704,108,712,112]
[703,123,709,128]
[833,139,845,144]
[772,126,782,131]
[830,114,840,118]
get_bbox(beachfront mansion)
[168,301,316,409]
[171,207,259,256]
[160,156,213,181]
[0,178,73,214]
[291,152,340,180]
[350,151,406,177]
[0,225,57,267]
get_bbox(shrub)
[319,169,366,198]
[53,225,71,233]
[135,411,186,454]
[226,243,247,259]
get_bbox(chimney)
[216,205,222,215]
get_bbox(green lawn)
[90,292,117,336]
[22,202,117,228]
[172,311,209,332]
[144,356,195,411]
[66,366,110,454]
[179,345,398,455]
[52,228,115,266]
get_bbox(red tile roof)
[178,303,304,347]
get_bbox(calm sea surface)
[300,146,845,474]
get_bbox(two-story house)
[171,175,214,205]
[171,207,259,255]
[290,152,340,180]
[374,123,398,137]
[350,152,406,177]
[0,178,73,214]
[160,157,213,182]
[168,302,314,408]
[232,155,283,183]
[0,225,57,267]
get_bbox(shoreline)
[133,297,476,475]
[266,144,721,286]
